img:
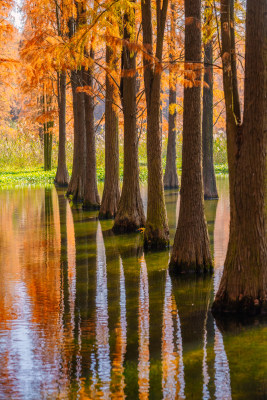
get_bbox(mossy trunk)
[212,0,267,316]
[83,53,100,210]
[202,21,218,200]
[99,45,120,219]
[169,0,212,273]
[55,71,69,186]
[112,10,145,233]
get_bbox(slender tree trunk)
[99,45,120,219]
[66,69,86,201]
[83,51,100,209]
[141,0,169,249]
[164,74,179,189]
[55,71,69,186]
[202,7,218,199]
[164,1,179,190]
[113,10,145,233]
[44,120,53,171]
[212,0,267,315]
[169,0,212,273]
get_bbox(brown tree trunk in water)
[99,45,120,219]
[202,15,218,199]
[112,10,145,233]
[66,16,86,201]
[83,51,100,210]
[55,71,69,186]
[66,69,86,201]
[141,0,169,249]
[169,0,212,273]
[164,1,179,190]
[212,0,267,316]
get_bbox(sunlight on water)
[0,178,267,399]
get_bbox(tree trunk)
[141,0,169,249]
[164,1,179,190]
[112,10,145,233]
[66,69,86,201]
[202,9,218,199]
[44,120,53,171]
[212,0,267,316]
[55,71,69,186]
[99,45,120,219]
[169,0,212,273]
[164,76,179,189]
[83,51,100,210]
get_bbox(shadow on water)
[0,177,267,399]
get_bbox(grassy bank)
[0,163,228,188]
[0,130,228,188]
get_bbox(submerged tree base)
[169,259,213,274]
[112,217,144,234]
[143,225,169,250]
[204,193,219,200]
[212,295,267,316]
[83,201,100,211]
[99,210,116,220]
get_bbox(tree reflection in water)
[1,180,267,400]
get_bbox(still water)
[0,178,267,400]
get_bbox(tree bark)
[164,1,179,190]
[66,69,86,201]
[83,50,100,210]
[202,7,218,199]
[169,0,212,273]
[99,45,120,219]
[113,9,145,233]
[141,0,170,249]
[55,71,69,186]
[212,0,267,315]
[66,16,86,201]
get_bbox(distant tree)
[83,48,101,209]
[164,0,179,190]
[202,2,218,199]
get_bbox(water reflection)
[0,179,267,399]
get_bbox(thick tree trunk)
[169,0,212,273]
[164,78,179,189]
[66,69,86,201]
[83,52,100,210]
[164,1,179,190]
[212,0,267,315]
[202,33,218,199]
[141,0,169,249]
[99,45,120,219]
[113,11,145,233]
[55,71,69,186]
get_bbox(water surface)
[0,179,267,399]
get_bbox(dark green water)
[0,178,267,399]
